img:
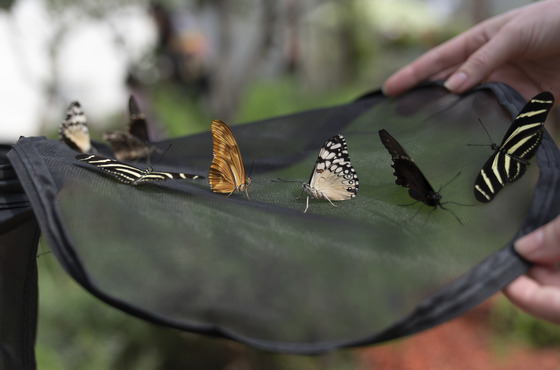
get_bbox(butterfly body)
[302,134,359,213]
[209,120,251,197]
[76,154,202,185]
[474,92,554,202]
[59,101,92,153]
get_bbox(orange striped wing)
[209,120,251,196]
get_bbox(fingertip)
[443,72,469,92]
[382,74,409,97]
[515,228,544,256]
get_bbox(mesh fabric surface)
[7,83,560,355]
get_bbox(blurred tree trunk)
[471,0,490,23]
[210,0,275,122]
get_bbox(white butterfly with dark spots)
[59,101,92,153]
[302,134,359,213]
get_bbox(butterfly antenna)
[247,160,255,179]
[467,118,494,147]
[440,171,461,191]
[478,118,493,142]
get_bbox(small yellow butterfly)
[209,119,251,198]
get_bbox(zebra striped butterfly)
[76,154,203,185]
[302,134,359,213]
[209,119,252,198]
[59,101,92,153]
[103,96,156,162]
[474,91,554,202]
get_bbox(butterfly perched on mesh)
[379,129,462,223]
[103,96,156,162]
[76,154,203,185]
[473,91,554,202]
[302,134,359,213]
[59,101,92,153]
[209,119,252,198]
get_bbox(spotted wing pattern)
[302,134,359,212]
[59,101,92,153]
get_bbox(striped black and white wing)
[302,135,359,211]
[76,154,203,185]
[474,91,554,202]
[59,101,92,153]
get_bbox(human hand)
[503,215,560,325]
[383,0,560,100]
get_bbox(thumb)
[444,26,522,93]
[515,215,560,263]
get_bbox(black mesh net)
[5,83,560,358]
[0,144,39,370]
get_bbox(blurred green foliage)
[490,296,560,349]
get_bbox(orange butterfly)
[209,119,252,198]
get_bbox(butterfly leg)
[438,204,463,225]
[324,196,337,208]
[303,196,310,213]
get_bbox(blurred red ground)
[357,295,560,370]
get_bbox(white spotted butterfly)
[302,134,359,213]
[59,101,92,153]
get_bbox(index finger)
[382,18,503,96]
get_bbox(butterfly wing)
[392,158,439,206]
[304,134,359,201]
[128,95,150,142]
[474,91,554,202]
[59,101,92,153]
[76,154,202,185]
[103,131,149,162]
[378,129,412,161]
[209,119,249,194]
[76,154,145,184]
[103,95,154,161]
[379,129,439,206]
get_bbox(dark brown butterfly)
[379,129,462,223]
[103,95,156,161]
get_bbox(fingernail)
[515,228,544,255]
[444,72,468,91]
